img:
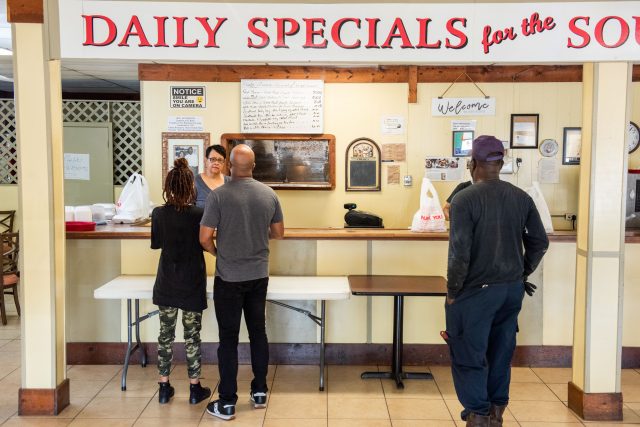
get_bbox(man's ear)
[252,162,256,170]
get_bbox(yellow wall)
[142,80,595,230]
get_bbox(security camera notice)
[170,86,206,109]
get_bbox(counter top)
[65,223,594,242]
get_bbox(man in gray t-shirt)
[200,144,284,421]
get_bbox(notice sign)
[170,86,206,109]
[64,153,90,180]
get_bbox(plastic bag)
[526,181,554,233]
[411,177,447,232]
[114,173,150,222]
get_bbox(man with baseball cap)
[444,135,549,426]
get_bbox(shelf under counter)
[63,224,614,242]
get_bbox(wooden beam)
[7,0,43,23]
[140,63,639,84]
[408,66,418,103]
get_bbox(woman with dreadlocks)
[151,157,211,405]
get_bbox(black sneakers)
[189,382,212,405]
[206,400,236,420]
[250,391,268,409]
[158,381,174,404]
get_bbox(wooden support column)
[569,62,632,421]
[408,66,418,103]
[10,0,68,416]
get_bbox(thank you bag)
[411,177,447,232]
[115,173,150,222]
[526,181,554,233]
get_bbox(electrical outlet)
[403,175,412,187]
[565,213,577,221]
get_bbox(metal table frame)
[120,298,328,391]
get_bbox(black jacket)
[151,205,207,312]
[447,180,549,299]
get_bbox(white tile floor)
[2,316,640,426]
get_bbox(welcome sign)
[58,1,640,64]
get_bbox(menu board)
[241,79,324,134]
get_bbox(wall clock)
[539,138,559,157]
[629,121,640,154]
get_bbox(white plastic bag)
[526,181,554,233]
[411,177,447,232]
[114,173,150,223]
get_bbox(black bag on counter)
[344,203,384,228]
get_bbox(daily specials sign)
[58,1,640,63]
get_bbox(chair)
[0,211,15,234]
[1,233,20,325]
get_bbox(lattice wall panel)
[111,102,142,185]
[0,100,142,185]
[0,100,17,184]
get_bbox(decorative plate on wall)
[539,138,559,157]
[629,122,640,154]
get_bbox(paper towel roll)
[74,206,93,222]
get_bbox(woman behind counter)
[195,144,230,208]
[151,158,211,405]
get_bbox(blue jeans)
[445,282,524,419]
[214,276,269,405]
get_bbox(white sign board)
[58,2,640,63]
[64,153,90,180]
[433,98,496,116]
[241,79,324,134]
[167,116,204,132]
[170,86,206,108]
[452,120,477,131]
[381,116,405,135]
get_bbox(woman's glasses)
[207,157,225,164]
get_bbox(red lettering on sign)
[381,18,414,48]
[274,17,300,48]
[415,18,441,48]
[247,18,269,48]
[445,17,468,49]
[365,18,381,48]
[118,16,150,47]
[331,18,361,49]
[196,17,227,48]
[303,18,328,48]
[82,15,117,46]
[174,17,198,47]
[481,25,517,54]
[567,16,590,48]
[153,16,169,47]
[594,16,629,48]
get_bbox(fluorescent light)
[0,48,11,56]
[0,74,13,82]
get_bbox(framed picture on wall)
[345,137,381,191]
[452,130,474,157]
[161,132,210,184]
[510,114,539,149]
[562,127,581,165]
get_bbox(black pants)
[445,282,524,419]
[214,276,269,404]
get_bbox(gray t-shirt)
[201,178,284,282]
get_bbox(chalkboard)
[240,79,324,134]
[221,134,335,190]
[345,137,381,191]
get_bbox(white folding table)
[94,275,350,391]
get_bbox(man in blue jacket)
[445,135,549,427]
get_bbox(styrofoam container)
[64,206,75,222]
[74,206,93,222]
[90,205,106,223]
[94,203,116,220]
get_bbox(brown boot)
[466,412,491,426]
[489,404,507,426]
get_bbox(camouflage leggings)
[157,306,203,379]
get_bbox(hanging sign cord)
[438,72,489,99]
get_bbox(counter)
[66,224,621,242]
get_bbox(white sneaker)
[250,391,268,409]
[206,400,236,420]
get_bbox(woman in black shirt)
[151,157,211,405]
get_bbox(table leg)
[135,299,147,367]
[122,299,133,391]
[319,300,325,391]
[361,295,432,388]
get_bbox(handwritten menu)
[241,79,324,134]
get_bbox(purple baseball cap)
[471,135,505,162]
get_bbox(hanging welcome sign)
[58,1,640,64]
[432,98,496,116]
